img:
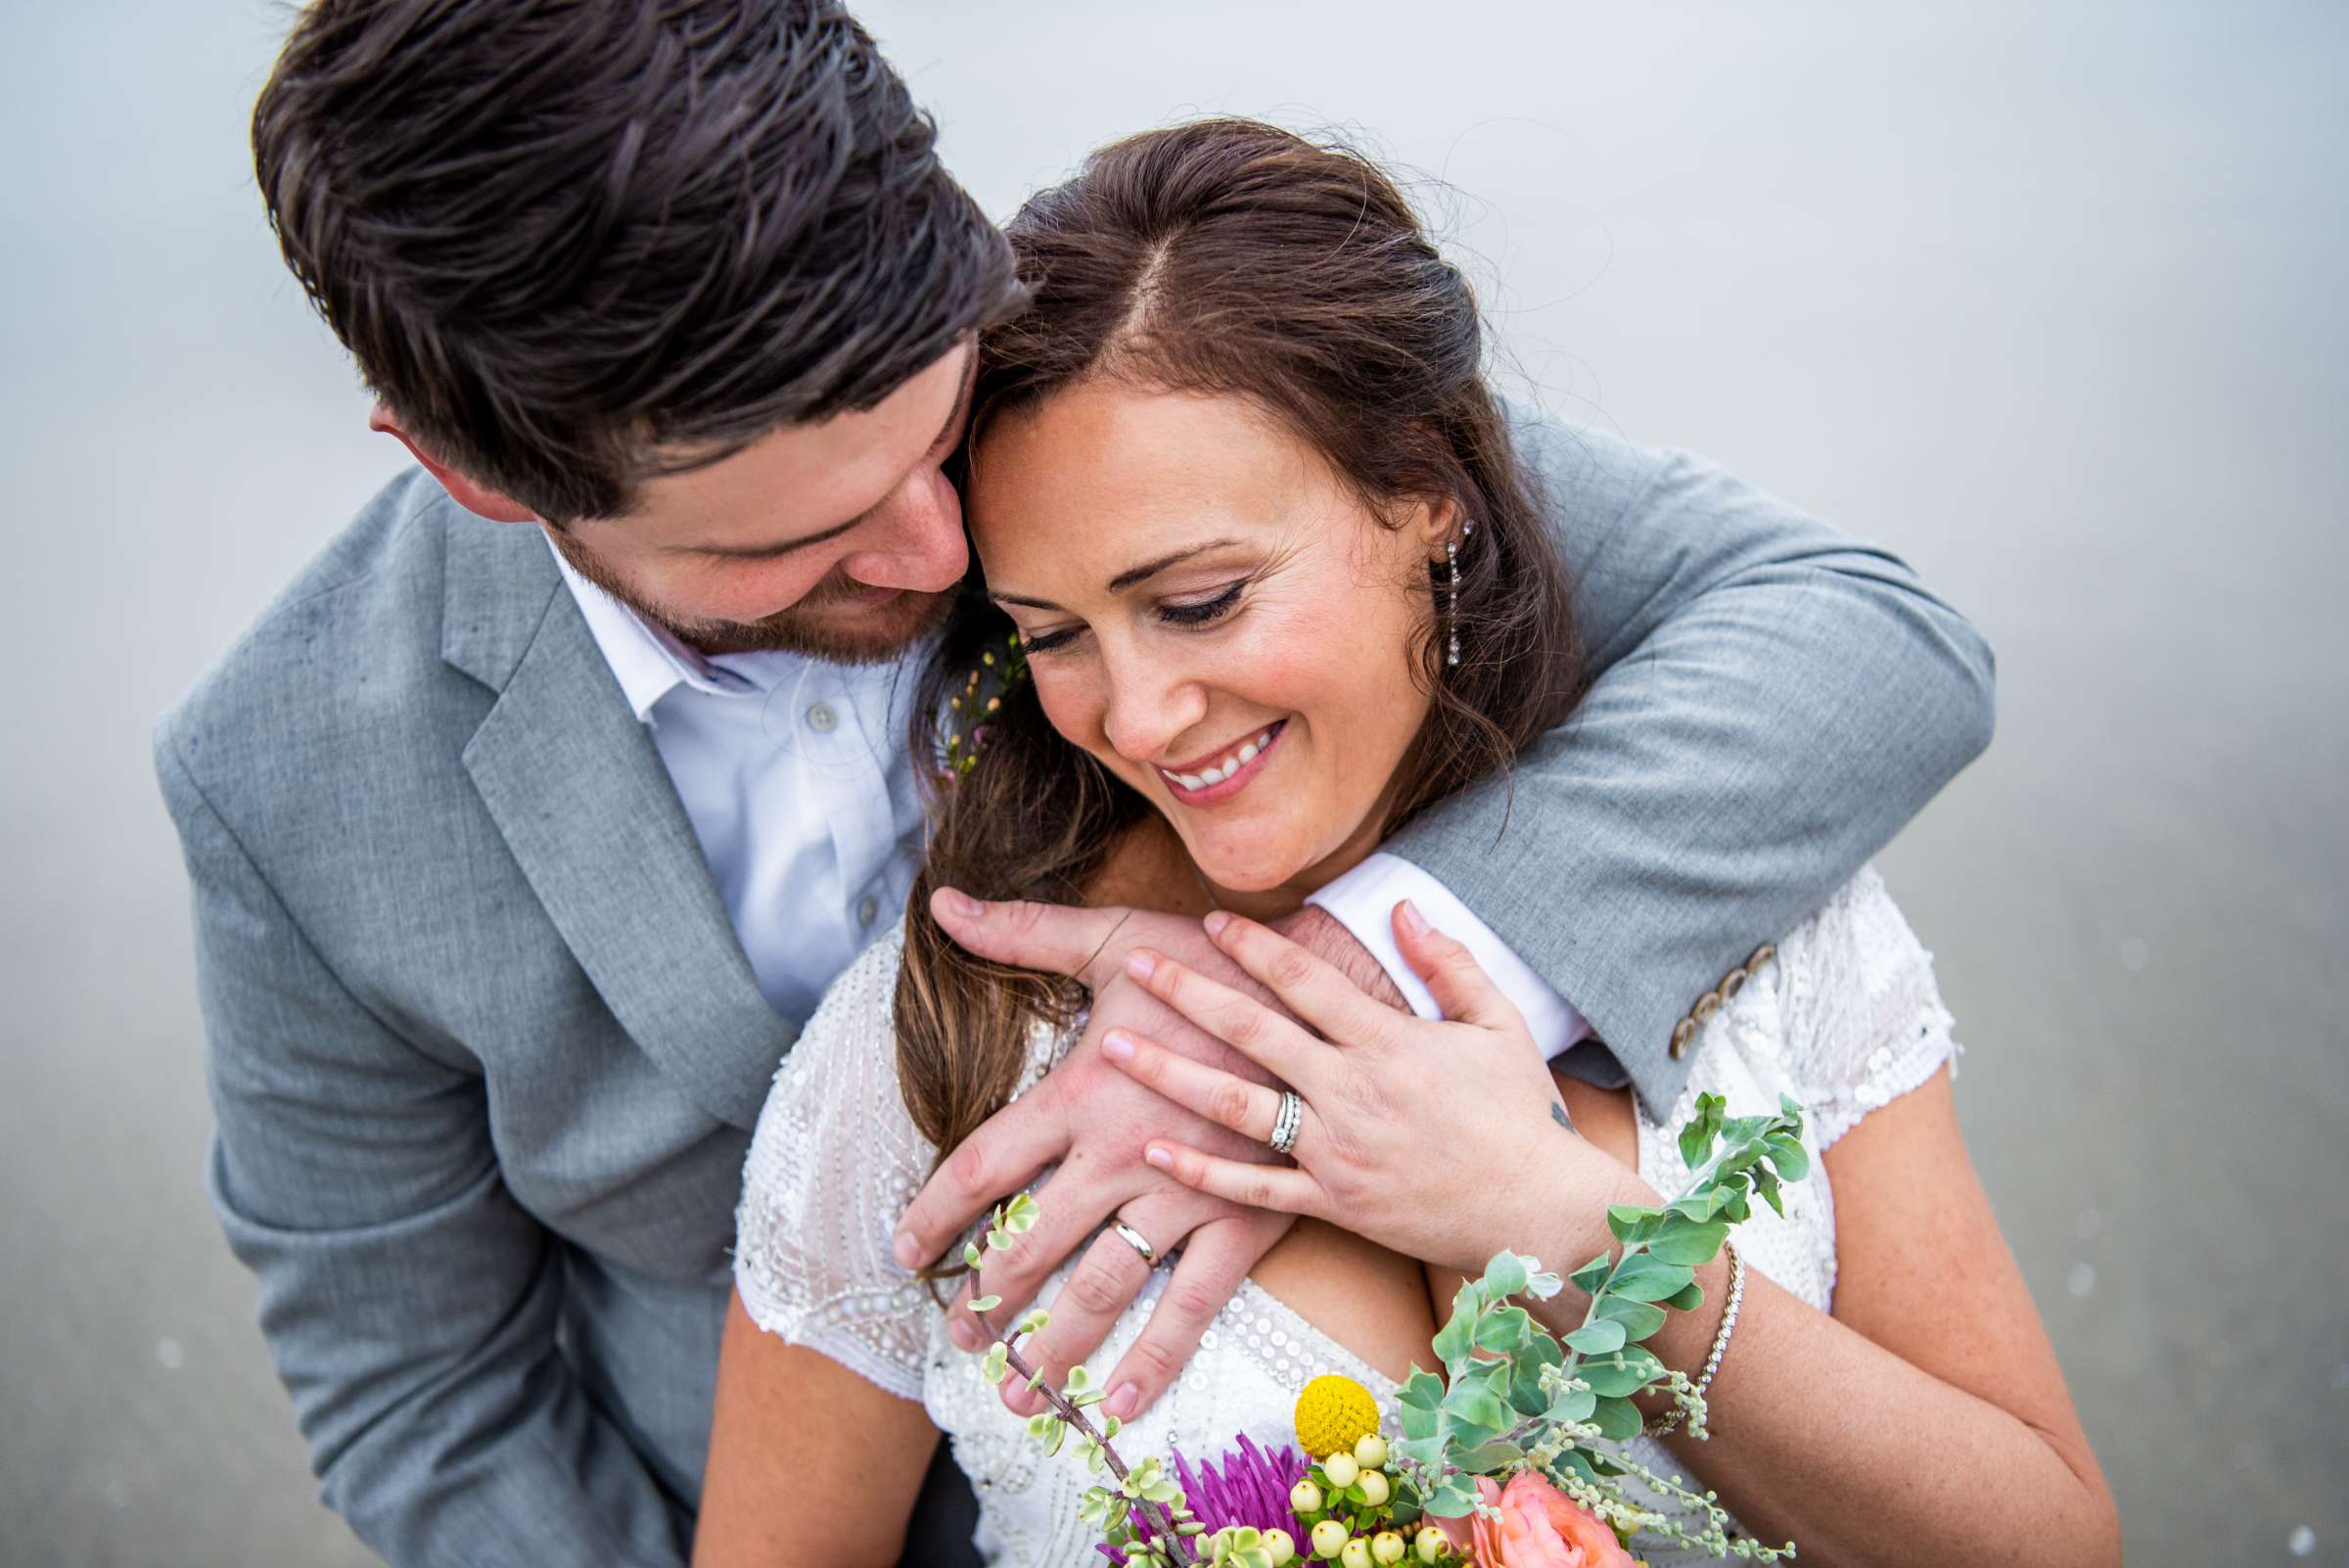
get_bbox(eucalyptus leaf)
[1543,1385,1597,1424]
[1474,1305,1533,1353]
[1605,1254,1694,1303]
[1482,1250,1531,1298]
[1569,1252,1613,1295]
[1441,1373,1512,1429]
[1663,1280,1706,1313]
[1564,1319,1628,1356]
[1450,1441,1527,1473]
[1578,1352,1663,1399]
[1595,1297,1668,1339]
[1765,1131,1810,1181]
[1588,1394,1644,1442]
[1647,1220,1729,1266]
[1430,1282,1479,1365]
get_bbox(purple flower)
[1174,1434,1311,1535]
[1094,1435,1310,1560]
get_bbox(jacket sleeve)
[1382,413,1995,1096]
[156,724,691,1568]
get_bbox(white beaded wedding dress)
[733,868,1959,1565]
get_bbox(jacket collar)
[440,504,789,1130]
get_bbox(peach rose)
[1444,1471,1637,1568]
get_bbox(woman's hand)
[1102,899,1653,1278]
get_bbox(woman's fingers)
[1202,912,1404,1051]
[1143,1139,1324,1217]
[1100,1209,1290,1421]
[1100,1029,1293,1145]
[1392,899,1520,1032]
[1122,947,1326,1088]
[996,1221,1158,1417]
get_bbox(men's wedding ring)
[1111,1221,1160,1268]
[1267,1089,1304,1155]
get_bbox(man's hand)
[893,889,1398,1420]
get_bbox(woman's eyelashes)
[1014,579,1250,656]
[1156,579,1246,626]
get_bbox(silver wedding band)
[1267,1089,1304,1155]
[1111,1221,1160,1268]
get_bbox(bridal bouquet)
[964,1092,1810,1566]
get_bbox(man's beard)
[547,526,952,666]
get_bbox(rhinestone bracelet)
[1647,1240,1745,1440]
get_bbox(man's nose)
[844,470,968,593]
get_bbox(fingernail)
[1124,949,1157,982]
[893,1230,923,1268]
[1397,898,1429,938]
[1203,909,1231,937]
[1106,1383,1140,1420]
[1101,1030,1136,1062]
[1144,1144,1174,1171]
[939,888,986,921]
[948,1314,979,1351]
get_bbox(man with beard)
[155,4,1995,1566]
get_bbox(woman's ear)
[1412,494,1462,557]
[368,405,539,525]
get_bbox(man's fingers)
[1142,1140,1324,1217]
[1392,899,1519,1032]
[1100,1029,1290,1144]
[1203,912,1402,1052]
[1102,1211,1290,1420]
[1123,949,1325,1088]
[929,888,1133,986]
[896,1085,1065,1276]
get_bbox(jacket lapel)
[444,513,790,1131]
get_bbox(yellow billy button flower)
[1353,1434,1389,1470]
[1357,1469,1391,1508]
[1291,1478,1324,1515]
[1311,1519,1350,1559]
[1321,1452,1360,1489]
[1371,1532,1407,1566]
[1340,1538,1374,1568]
[1263,1527,1297,1566]
[1413,1526,1452,1563]
[1294,1374,1382,1461]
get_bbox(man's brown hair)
[253,0,1021,521]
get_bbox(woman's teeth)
[1161,728,1276,792]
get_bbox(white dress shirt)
[556,542,1588,1054]
[553,547,925,1028]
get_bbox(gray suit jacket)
[154,411,1992,1567]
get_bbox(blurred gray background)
[4,2,2343,1564]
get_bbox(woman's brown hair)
[896,118,1585,1172]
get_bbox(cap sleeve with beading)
[733,922,939,1402]
[1776,866,1963,1154]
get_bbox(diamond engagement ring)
[1111,1221,1160,1268]
[1267,1089,1304,1155]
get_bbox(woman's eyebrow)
[990,538,1240,611]
[1106,539,1236,592]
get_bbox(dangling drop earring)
[1445,538,1460,668]
[1445,521,1474,669]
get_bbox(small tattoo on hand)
[1550,1101,1576,1133]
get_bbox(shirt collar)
[545,533,757,720]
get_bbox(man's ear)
[369,405,538,525]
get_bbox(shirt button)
[856,895,880,926]
[806,703,838,733]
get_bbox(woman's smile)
[1154,718,1288,805]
